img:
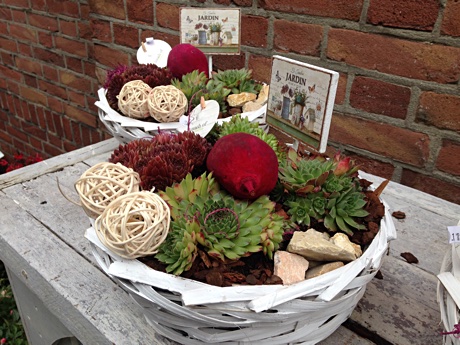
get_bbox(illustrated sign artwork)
[266,55,339,153]
[180,8,241,55]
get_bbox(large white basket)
[95,88,267,143]
[85,199,396,345]
[438,222,460,345]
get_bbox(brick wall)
[0,0,459,205]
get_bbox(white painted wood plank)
[0,196,175,345]
[351,255,442,345]
[0,138,119,190]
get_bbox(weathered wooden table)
[1,138,459,345]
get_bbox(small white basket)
[438,221,460,345]
[95,88,268,143]
[85,199,396,345]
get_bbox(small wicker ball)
[75,162,140,219]
[147,85,187,122]
[117,80,152,119]
[94,191,170,259]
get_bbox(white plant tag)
[448,226,460,243]
[136,37,172,67]
[177,100,219,137]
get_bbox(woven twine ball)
[75,162,140,219]
[117,80,152,119]
[147,85,187,122]
[94,191,170,259]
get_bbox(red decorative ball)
[167,43,209,80]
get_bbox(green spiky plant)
[156,174,286,274]
[275,150,368,236]
[218,114,284,159]
[212,68,262,94]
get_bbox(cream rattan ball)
[147,85,187,122]
[117,80,152,119]
[75,162,140,219]
[94,191,170,259]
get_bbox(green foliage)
[212,68,262,94]
[0,262,28,345]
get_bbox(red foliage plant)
[0,153,43,174]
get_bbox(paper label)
[448,226,460,243]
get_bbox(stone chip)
[274,250,309,285]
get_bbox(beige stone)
[330,233,362,259]
[227,92,257,107]
[242,101,263,113]
[305,262,344,279]
[274,251,309,285]
[287,229,357,262]
[255,84,269,104]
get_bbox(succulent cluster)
[109,131,210,192]
[275,149,368,236]
[105,64,173,111]
[156,173,285,275]
[171,68,261,115]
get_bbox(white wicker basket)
[438,221,460,345]
[95,88,268,143]
[85,199,396,345]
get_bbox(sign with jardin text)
[180,8,241,55]
[266,56,339,153]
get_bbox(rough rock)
[227,92,257,107]
[330,233,362,259]
[306,262,344,279]
[255,84,269,104]
[274,251,309,285]
[242,101,263,113]
[287,229,357,262]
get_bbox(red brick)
[442,0,460,37]
[0,65,23,82]
[55,36,88,58]
[64,104,97,127]
[47,1,80,18]
[60,20,78,37]
[24,75,37,88]
[31,0,46,11]
[234,0,252,5]
[66,56,84,74]
[9,24,38,43]
[67,90,86,108]
[81,3,91,19]
[48,132,63,148]
[141,30,179,47]
[11,9,27,24]
[416,92,460,132]
[248,54,272,84]
[0,8,12,21]
[327,29,460,84]
[78,22,92,40]
[401,169,460,204]
[4,0,29,7]
[52,112,64,135]
[113,24,139,49]
[34,47,66,67]
[156,3,180,30]
[259,0,363,21]
[43,141,65,157]
[91,19,112,42]
[84,61,96,79]
[214,0,231,4]
[213,54,245,72]
[241,15,268,48]
[274,19,322,56]
[20,85,47,107]
[436,140,460,176]
[38,80,67,99]
[88,0,125,20]
[38,31,54,48]
[93,44,130,68]
[367,0,439,31]
[350,77,410,119]
[42,65,59,82]
[7,125,29,143]
[330,112,430,167]
[63,140,78,153]
[350,153,395,180]
[59,70,89,93]
[28,13,59,31]
[126,0,153,24]
[48,96,64,114]
[335,73,347,105]
[15,57,42,76]
[0,37,17,53]
[24,125,47,141]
